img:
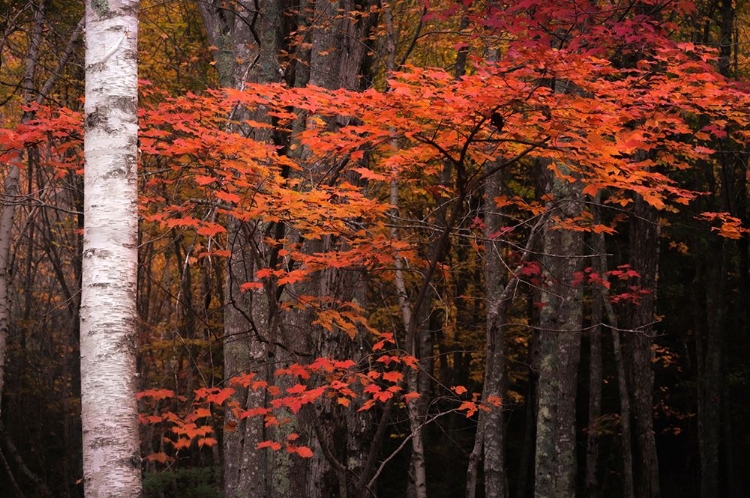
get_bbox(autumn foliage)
[3,0,750,495]
[3,34,750,456]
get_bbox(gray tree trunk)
[198,0,377,494]
[534,165,583,498]
[481,163,508,498]
[297,2,379,495]
[197,2,289,495]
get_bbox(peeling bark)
[80,0,142,496]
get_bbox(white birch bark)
[80,1,142,496]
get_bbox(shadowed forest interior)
[1,0,750,497]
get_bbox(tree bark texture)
[80,0,142,496]
[534,166,583,498]
[481,163,508,498]
[199,0,378,495]
[197,2,289,495]
[308,0,376,91]
[297,2,379,495]
[223,218,273,498]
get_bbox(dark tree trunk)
[624,197,660,498]
[197,2,290,495]
[481,165,508,498]
[696,240,725,498]
[585,225,604,498]
[533,165,584,498]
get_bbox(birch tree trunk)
[80,1,142,496]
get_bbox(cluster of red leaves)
[136,334,413,460]
[136,332,483,461]
[572,264,652,304]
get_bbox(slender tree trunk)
[389,178,429,498]
[381,7,431,496]
[697,240,725,498]
[480,160,508,498]
[0,0,48,422]
[197,2,289,495]
[625,197,660,498]
[593,220,635,498]
[515,329,539,498]
[585,228,604,498]
[534,165,584,498]
[223,218,272,497]
[609,309,635,498]
[718,0,734,78]
[302,3,380,495]
[0,162,19,420]
[80,0,142,496]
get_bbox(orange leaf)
[172,437,192,450]
[230,372,256,387]
[240,282,263,291]
[458,401,477,418]
[287,383,307,394]
[353,167,387,181]
[295,446,314,458]
[191,407,211,419]
[197,224,226,237]
[240,407,269,418]
[216,190,241,204]
[198,437,218,447]
[257,440,282,451]
[382,371,403,383]
[486,395,502,407]
[194,175,216,186]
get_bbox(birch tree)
[80,0,142,496]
